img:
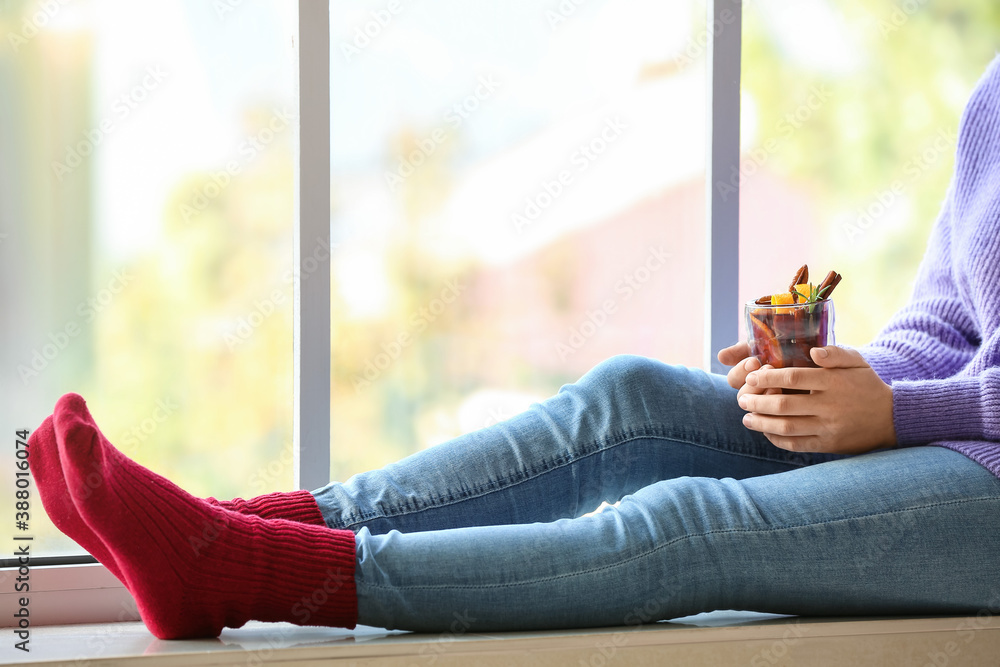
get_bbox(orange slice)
[771,292,794,305]
[771,291,794,314]
[748,313,783,367]
[793,284,816,301]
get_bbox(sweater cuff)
[855,345,902,383]
[892,376,986,445]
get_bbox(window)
[1,0,297,558]
[326,0,710,482]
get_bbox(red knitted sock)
[211,491,327,526]
[29,415,125,582]
[31,397,328,587]
[54,393,357,639]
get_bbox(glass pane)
[329,0,708,480]
[0,0,297,556]
[739,0,997,346]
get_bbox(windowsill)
[15,612,1000,666]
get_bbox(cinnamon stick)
[827,273,842,297]
[817,271,842,300]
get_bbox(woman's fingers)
[737,364,780,399]
[727,356,761,390]
[762,433,821,452]
[745,366,830,392]
[742,413,820,437]
[738,392,814,416]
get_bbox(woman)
[31,56,1000,639]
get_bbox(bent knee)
[581,354,695,395]
[576,355,718,419]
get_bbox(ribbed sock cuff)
[215,490,328,526]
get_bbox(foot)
[53,393,357,639]
[29,415,125,582]
[30,396,328,586]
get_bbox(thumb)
[810,345,868,369]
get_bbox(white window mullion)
[704,0,742,374]
[294,0,332,492]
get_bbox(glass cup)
[745,298,835,381]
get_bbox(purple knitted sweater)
[857,55,1000,477]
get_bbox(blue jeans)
[311,355,1000,632]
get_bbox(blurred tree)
[85,109,296,499]
[742,0,1000,343]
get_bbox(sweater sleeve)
[891,365,1000,445]
[856,198,980,383]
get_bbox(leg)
[315,355,844,534]
[356,446,1000,631]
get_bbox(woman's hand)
[737,346,897,455]
[718,342,763,390]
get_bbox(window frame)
[705,0,742,374]
[0,0,742,627]
[294,0,333,493]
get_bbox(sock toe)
[52,394,110,495]
[30,411,125,582]
[28,416,60,495]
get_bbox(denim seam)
[341,425,808,529]
[341,427,659,527]
[357,496,999,591]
